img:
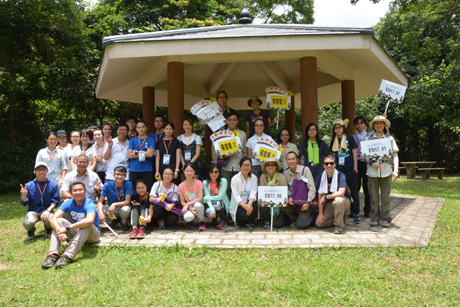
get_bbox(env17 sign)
[257,186,288,206]
[360,138,393,158]
[379,80,407,102]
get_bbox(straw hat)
[332,119,344,127]
[369,115,391,130]
[261,157,281,173]
[247,96,263,108]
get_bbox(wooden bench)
[399,167,406,175]
[418,168,446,180]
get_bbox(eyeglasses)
[77,161,89,164]
[308,128,317,132]
[323,162,335,166]
[241,164,251,168]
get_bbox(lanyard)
[183,134,195,150]
[37,182,48,205]
[155,132,164,142]
[139,195,148,206]
[159,182,172,195]
[163,139,172,154]
[77,174,87,183]
[80,144,91,155]
[252,110,261,122]
[240,174,250,193]
[115,182,124,201]
[118,140,127,152]
[138,137,147,151]
[48,149,56,162]
[280,146,288,158]
[268,172,277,185]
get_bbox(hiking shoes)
[55,255,72,268]
[41,254,59,269]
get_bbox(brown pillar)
[205,125,212,162]
[341,80,356,135]
[167,62,184,137]
[142,87,155,135]
[285,95,296,143]
[300,57,318,141]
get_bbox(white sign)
[360,138,393,158]
[265,86,292,110]
[379,80,407,102]
[191,100,222,122]
[252,137,281,162]
[206,114,226,132]
[258,186,288,205]
[211,130,242,156]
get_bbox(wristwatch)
[65,224,70,232]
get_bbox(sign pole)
[276,110,280,130]
[384,100,391,114]
[271,207,274,232]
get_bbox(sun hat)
[261,157,281,173]
[247,96,263,108]
[369,115,391,130]
[332,119,344,127]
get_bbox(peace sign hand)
[107,138,113,148]
[20,184,28,197]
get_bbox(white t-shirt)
[246,133,273,166]
[105,137,130,181]
[149,181,179,202]
[93,142,108,172]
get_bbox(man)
[284,152,317,229]
[315,155,351,234]
[148,115,166,142]
[61,155,102,204]
[103,124,130,183]
[20,162,59,240]
[97,166,132,227]
[125,116,137,140]
[354,116,371,217]
[211,111,246,199]
[41,181,100,269]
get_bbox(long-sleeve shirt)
[35,147,67,184]
[203,178,230,214]
[284,165,316,202]
[20,178,59,213]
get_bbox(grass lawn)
[1,176,459,306]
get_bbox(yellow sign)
[257,147,278,161]
[218,139,238,155]
[270,96,288,108]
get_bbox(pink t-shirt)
[177,179,204,203]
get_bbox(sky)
[313,0,391,27]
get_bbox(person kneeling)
[42,182,100,269]
[316,155,351,234]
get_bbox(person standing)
[125,116,137,140]
[246,119,276,182]
[70,129,96,172]
[216,90,235,119]
[63,131,80,172]
[155,122,181,181]
[20,163,59,240]
[300,123,328,185]
[104,124,130,183]
[41,181,100,269]
[35,132,67,187]
[277,128,298,172]
[148,115,166,142]
[178,118,202,180]
[245,96,279,138]
[57,130,69,151]
[101,122,113,142]
[93,129,108,182]
[354,116,371,217]
[127,121,155,190]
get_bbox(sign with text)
[258,186,288,205]
[360,138,393,158]
[265,86,292,110]
[211,130,242,157]
[191,100,222,122]
[379,80,407,102]
[252,137,281,162]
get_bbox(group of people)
[20,90,399,268]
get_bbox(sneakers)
[264,221,271,229]
[41,254,59,269]
[198,222,206,232]
[247,224,256,230]
[370,220,379,227]
[234,222,242,228]
[187,222,193,230]
[382,220,391,228]
[129,227,138,239]
[55,254,72,268]
[334,226,343,234]
[217,220,227,229]
[158,219,166,230]
[44,228,52,238]
[137,227,146,238]
[354,214,361,224]
[26,231,35,240]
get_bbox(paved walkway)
[97,193,442,248]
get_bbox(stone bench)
[418,168,446,180]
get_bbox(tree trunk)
[7,71,17,146]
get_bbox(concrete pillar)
[142,87,155,135]
[300,56,318,141]
[341,80,356,135]
[167,62,185,136]
[285,95,296,143]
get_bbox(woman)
[155,122,181,181]
[229,157,258,229]
[300,123,328,184]
[259,158,289,228]
[35,132,67,186]
[178,118,202,180]
[365,115,399,228]
[203,163,230,229]
[63,131,80,172]
[150,168,181,230]
[93,129,107,182]
[70,128,96,171]
[246,118,276,181]
[329,119,360,224]
[101,122,113,142]
[177,163,205,231]
[245,96,279,138]
[130,180,153,239]
[277,128,298,172]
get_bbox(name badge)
[163,154,171,165]
[311,163,317,166]
[300,176,309,183]
[117,153,126,164]
[339,157,345,165]
[48,165,55,175]
[241,195,249,204]
[184,150,192,162]
[138,151,146,162]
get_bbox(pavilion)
[95,7,409,157]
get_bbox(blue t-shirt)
[329,135,357,174]
[59,197,100,232]
[148,132,165,143]
[128,136,156,172]
[101,180,133,206]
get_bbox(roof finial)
[239,4,252,24]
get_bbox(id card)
[138,151,146,162]
[163,154,171,165]
[300,176,309,183]
[311,163,317,166]
[241,195,249,204]
[116,153,126,164]
[48,165,55,174]
[184,150,192,162]
[339,157,345,165]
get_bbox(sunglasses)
[323,162,335,166]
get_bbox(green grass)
[1,177,459,306]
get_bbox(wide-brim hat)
[369,115,391,130]
[332,119,344,127]
[247,96,263,108]
[34,162,49,172]
[261,157,281,173]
